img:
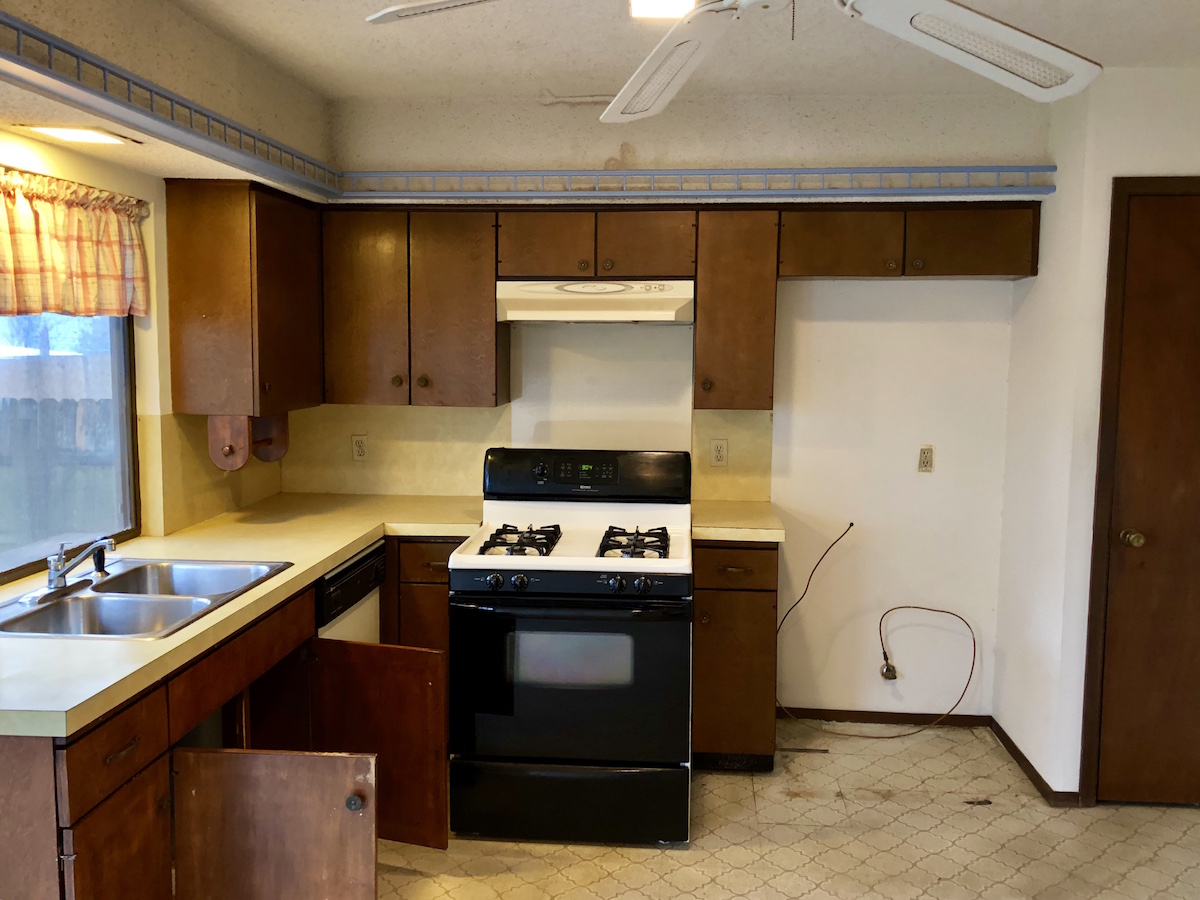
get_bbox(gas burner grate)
[479,524,563,557]
[597,526,670,560]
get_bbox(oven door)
[449,597,692,765]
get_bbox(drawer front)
[56,687,169,827]
[167,590,315,745]
[399,541,460,584]
[693,544,778,592]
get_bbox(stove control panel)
[553,457,618,486]
[451,569,693,598]
[484,448,690,502]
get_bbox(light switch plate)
[352,434,368,462]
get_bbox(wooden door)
[62,755,172,900]
[311,639,449,848]
[596,211,696,276]
[1097,194,1200,803]
[694,211,779,410]
[323,210,411,405]
[498,211,595,277]
[410,212,508,407]
[779,210,905,277]
[173,748,376,900]
[905,207,1037,277]
[692,591,778,758]
[252,189,324,417]
[400,582,450,653]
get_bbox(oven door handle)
[450,601,691,623]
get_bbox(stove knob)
[633,576,652,594]
[511,573,529,592]
[486,573,504,591]
[608,575,627,594]
[533,462,549,479]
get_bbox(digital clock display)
[554,457,618,485]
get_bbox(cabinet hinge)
[58,853,77,866]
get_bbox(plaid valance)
[0,168,149,317]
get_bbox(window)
[0,312,138,581]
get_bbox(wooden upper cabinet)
[596,211,697,277]
[694,211,779,410]
[167,181,323,417]
[410,212,509,407]
[498,212,595,278]
[323,210,411,405]
[905,207,1038,277]
[779,210,905,277]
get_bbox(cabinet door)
[173,748,376,900]
[694,211,779,410]
[410,212,508,407]
[596,211,696,276]
[61,755,172,900]
[692,590,778,759]
[400,582,450,653]
[311,639,448,849]
[323,210,411,405]
[252,189,324,417]
[906,207,1038,277]
[498,211,595,277]
[779,210,905,277]
[246,645,313,752]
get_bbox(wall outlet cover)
[352,434,368,462]
[710,438,729,467]
[918,445,934,473]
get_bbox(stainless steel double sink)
[0,559,291,640]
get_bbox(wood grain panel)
[498,211,595,277]
[168,590,316,744]
[398,540,458,584]
[0,736,60,900]
[779,210,905,277]
[410,212,506,407]
[693,542,779,592]
[62,754,172,900]
[692,590,778,758]
[173,748,376,900]
[400,582,450,653]
[247,645,313,752]
[166,180,254,415]
[55,686,168,826]
[382,538,402,645]
[252,189,324,417]
[694,211,779,410]
[312,639,449,849]
[905,207,1037,277]
[323,210,411,405]
[596,211,696,277]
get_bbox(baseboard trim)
[989,719,1083,808]
[775,706,1086,808]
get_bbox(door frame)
[1080,176,1200,806]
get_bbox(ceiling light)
[28,127,125,145]
[631,0,696,19]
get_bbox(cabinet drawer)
[55,687,168,827]
[167,590,315,744]
[399,541,459,584]
[693,544,778,592]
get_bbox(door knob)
[1120,529,1146,548]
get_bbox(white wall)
[772,280,1012,717]
[994,69,1200,792]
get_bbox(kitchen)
[2,1,1200,898]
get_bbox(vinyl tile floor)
[377,720,1200,899]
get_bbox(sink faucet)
[46,537,116,589]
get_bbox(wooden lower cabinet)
[394,537,465,654]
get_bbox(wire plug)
[880,651,898,681]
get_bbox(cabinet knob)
[602,259,614,271]
[912,259,925,270]
[701,378,713,392]
[578,259,589,271]
[700,613,711,625]
[391,374,404,388]
[416,375,430,388]
[1120,529,1146,548]
[886,259,898,270]
[345,795,364,812]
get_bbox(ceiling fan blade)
[839,0,1101,102]
[600,0,741,124]
[367,0,504,25]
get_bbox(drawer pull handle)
[104,735,140,766]
[424,561,448,570]
[716,566,751,575]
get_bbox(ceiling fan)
[367,0,1103,123]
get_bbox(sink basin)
[97,562,280,599]
[0,594,212,638]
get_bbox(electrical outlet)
[918,445,934,473]
[710,438,729,468]
[351,434,368,462]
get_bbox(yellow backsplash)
[690,409,774,501]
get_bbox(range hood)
[496,281,694,324]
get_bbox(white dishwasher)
[316,541,385,643]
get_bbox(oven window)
[512,631,635,688]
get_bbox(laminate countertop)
[0,493,784,738]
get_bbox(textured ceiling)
[167,0,1200,102]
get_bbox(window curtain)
[0,167,150,317]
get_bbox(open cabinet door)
[311,638,449,849]
[173,748,377,900]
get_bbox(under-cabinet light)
[28,127,125,144]
[631,0,696,19]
